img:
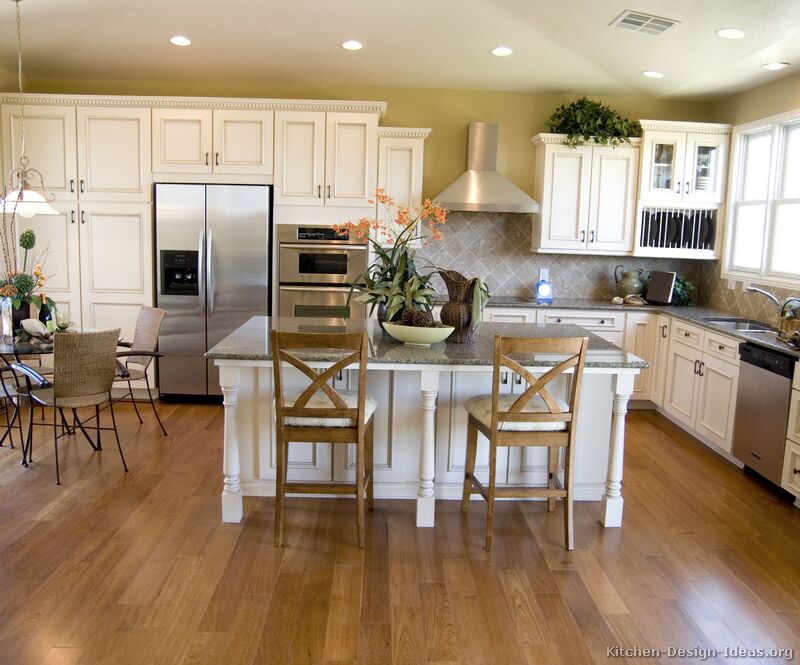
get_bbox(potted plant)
[334,188,447,326]
[546,97,641,147]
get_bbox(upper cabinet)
[152,108,274,175]
[531,134,639,255]
[2,104,151,202]
[274,110,378,207]
[377,127,429,210]
[634,120,731,259]
[2,105,78,200]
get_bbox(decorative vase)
[11,301,30,337]
[1,298,12,338]
[439,270,477,344]
[614,265,645,297]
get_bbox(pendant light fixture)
[1,0,58,218]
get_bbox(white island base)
[215,357,636,529]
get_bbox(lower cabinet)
[624,312,656,401]
[663,328,739,453]
[650,314,671,407]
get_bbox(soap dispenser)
[534,268,554,305]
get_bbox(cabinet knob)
[556,318,562,323]
[684,181,689,195]
[718,344,725,351]
[599,319,605,324]
[79,179,85,193]
[684,331,690,337]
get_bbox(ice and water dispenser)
[160,250,199,296]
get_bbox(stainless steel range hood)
[433,122,540,214]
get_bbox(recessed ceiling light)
[762,62,790,71]
[169,35,191,47]
[716,28,744,39]
[642,70,664,78]
[341,40,363,51]
[491,46,513,57]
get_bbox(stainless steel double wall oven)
[278,224,368,323]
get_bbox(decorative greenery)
[671,275,696,307]
[335,189,447,324]
[546,96,642,147]
[0,227,52,310]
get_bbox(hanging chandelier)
[1,0,57,218]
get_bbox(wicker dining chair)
[13,329,129,485]
[271,330,375,548]
[115,306,167,436]
[461,335,589,551]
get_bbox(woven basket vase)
[439,270,477,343]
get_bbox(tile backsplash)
[417,212,703,301]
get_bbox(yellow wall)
[712,71,800,125]
[26,77,713,199]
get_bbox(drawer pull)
[698,361,704,377]
[751,451,762,460]
[684,331,690,337]
[501,372,508,385]
[694,359,700,375]
[661,324,667,338]
[718,344,725,351]
[600,319,605,324]
[556,318,562,323]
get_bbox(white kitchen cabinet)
[662,329,739,453]
[531,134,639,255]
[274,110,377,207]
[624,312,656,401]
[536,309,625,346]
[484,307,538,323]
[377,128,429,211]
[76,107,151,201]
[787,389,800,446]
[650,314,671,407]
[1,105,77,200]
[639,122,731,205]
[152,108,274,176]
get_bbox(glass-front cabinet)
[641,127,728,204]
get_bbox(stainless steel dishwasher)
[732,343,795,484]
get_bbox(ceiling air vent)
[610,10,679,35]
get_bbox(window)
[724,110,800,287]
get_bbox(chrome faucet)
[745,285,781,307]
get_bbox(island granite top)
[207,317,648,369]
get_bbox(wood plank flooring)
[1,404,799,664]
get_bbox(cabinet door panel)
[650,315,671,407]
[624,312,655,400]
[378,136,424,211]
[19,202,82,326]
[541,146,591,249]
[683,133,728,204]
[2,105,77,200]
[325,112,377,207]
[152,109,212,173]
[788,389,800,446]
[695,355,739,452]
[213,110,274,175]
[588,147,638,252]
[641,131,685,202]
[274,111,324,205]
[77,107,151,201]
[663,340,701,427]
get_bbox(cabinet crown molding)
[531,132,641,146]
[0,92,387,116]
[638,119,732,134]
[378,126,432,139]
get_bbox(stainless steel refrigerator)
[154,184,270,397]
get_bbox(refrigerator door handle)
[207,228,215,317]
[197,230,206,317]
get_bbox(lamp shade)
[1,187,59,217]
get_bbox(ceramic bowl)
[382,322,454,347]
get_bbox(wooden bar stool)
[461,334,588,551]
[271,330,375,548]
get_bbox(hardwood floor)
[1,403,799,664]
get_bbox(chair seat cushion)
[25,388,109,409]
[281,390,376,428]
[464,393,569,432]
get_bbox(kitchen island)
[207,317,647,528]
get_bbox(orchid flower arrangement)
[334,188,447,323]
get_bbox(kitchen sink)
[699,316,776,332]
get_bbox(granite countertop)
[467,297,800,358]
[206,317,648,369]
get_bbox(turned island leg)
[219,365,243,523]
[417,370,439,527]
[601,372,634,527]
